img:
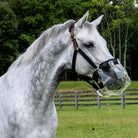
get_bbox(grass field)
[56,81,138,92]
[55,81,138,138]
[56,106,138,138]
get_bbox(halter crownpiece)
[69,23,131,97]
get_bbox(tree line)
[0,0,138,80]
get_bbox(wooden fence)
[54,89,138,109]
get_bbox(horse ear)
[91,15,104,26]
[76,11,89,28]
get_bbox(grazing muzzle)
[94,59,131,97]
[69,23,131,97]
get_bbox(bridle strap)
[69,22,97,71]
[69,22,104,90]
[69,22,78,50]
[69,23,118,90]
[69,22,78,71]
[72,50,78,71]
[78,49,97,69]
[72,49,97,72]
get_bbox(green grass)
[128,81,138,88]
[56,105,138,138]
[55,81,138,138]
[57,81,138,92]
[57,81,92,92]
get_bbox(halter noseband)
[69,23,118,90]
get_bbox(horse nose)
[100,61,118,79]
[102,68,118,80]
[106,78,124,90]
[102,61,123,80]
[108,69,118,79]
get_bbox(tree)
[90,0,136,69]
[0,2,18,75]
[0,0,137,79]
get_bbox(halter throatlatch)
[69,23,131,97]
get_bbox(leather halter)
[69,22,101,89]
[69,23,78,50]
[69,23,118,90]
[69,23,97,71]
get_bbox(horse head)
[69,11,131,96]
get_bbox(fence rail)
[54,89,138,109]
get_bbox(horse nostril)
[118,86,121,89]
[109,70,118,79]
[109,83,113,87]
[106,78,124,90]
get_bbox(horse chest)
[0,88,58,138]
[22,102,58,138]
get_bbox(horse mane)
[9,20,75,70]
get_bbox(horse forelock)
[9,20,75,70]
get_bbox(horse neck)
[30,31,72,112]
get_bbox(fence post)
[97,94,101,109]
[59,92,62,109]
[75,92,78,109]
[121,93,125,108]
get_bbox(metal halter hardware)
[69,23,119,90]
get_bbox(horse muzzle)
[96,59,131,97]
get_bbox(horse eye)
[84,42,94,48]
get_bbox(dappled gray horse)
[0,11,130,138]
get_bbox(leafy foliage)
[0,0,138,79]
[0,2,18,74]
